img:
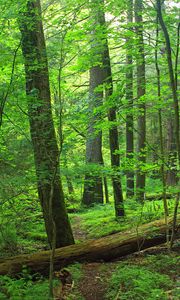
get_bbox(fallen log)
[145,193,175,201]
[0,216,179,277]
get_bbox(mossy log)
[0,216,179,277]
[145,193,174,201]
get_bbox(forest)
[0,0,179,299]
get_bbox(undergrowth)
[0,195,176,256]
[0,264,83,300]
[70,198,175,239]
[106,253,179,300]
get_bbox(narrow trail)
[79,263,109,300]
[71,216,113,300]
[72,216,88,241]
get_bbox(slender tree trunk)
[19,0,74,248]
[166,118,177,186]
[104,55,124,216]
[126,0,134,198]
[64,156,75,198]
[155,20,169,244]
[156,0,180,249]
[54,71,75,199]
[103,176,109,203]
[101,156,109,203]
[135,0,146,201]
[66,175,75,196]
[101,2,124,216]
[156,0,180,164]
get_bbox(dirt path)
[71,216,112,300]
[79,263,111,300]
[72,216,88,241]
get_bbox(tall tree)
[101,15,125,216]
[134,0,146,201]
[82,0,104,206]
[156,0,180,247]
[155,18,169,244]
[19,0,74,248]
[156,0,180,165]
[126,0,134,197]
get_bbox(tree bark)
[155,20,169,244]
[156,0,180,248]
[0,216,179,277]
[103,176,109,204]
[19,0,74,248]
[126,0,134,198]
[82,73,104,205]
[157,0,180,165]
[99,0,124,216]
[82,0,104,206]
[135,0,146,201]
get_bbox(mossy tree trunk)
[19,0,74,248]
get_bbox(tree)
[82,0,104,206]
[156,0,180,165]
[101,7,125,216]
[19,0,74,248]
[155,16,169,243]
[126,0,134,197]
[156,0,180,248]
[134,0,146,201]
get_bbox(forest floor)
[0,202,179,299]
[56,216,180,300]
[62,215,180,300]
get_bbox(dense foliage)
[0,0,179,299]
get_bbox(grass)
[0,195,176,254]
[70,198,175,239]
[107,265,172,299]
[106,253,180,300]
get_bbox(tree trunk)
[135,0,146,201]
[157,0,180,165]
[155,20,169,244]
[126,0,134,198]
[64,155,75,197]
[108,106,125,216]
[19,0,74,248]
[82,69,104,205]
[101,156,109,203]
[166,118,177,186]
[103,176,109,204]
[157,0,180,248]
[98,0,124,216]
[0,216,179,277]
[82,0,104,206]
